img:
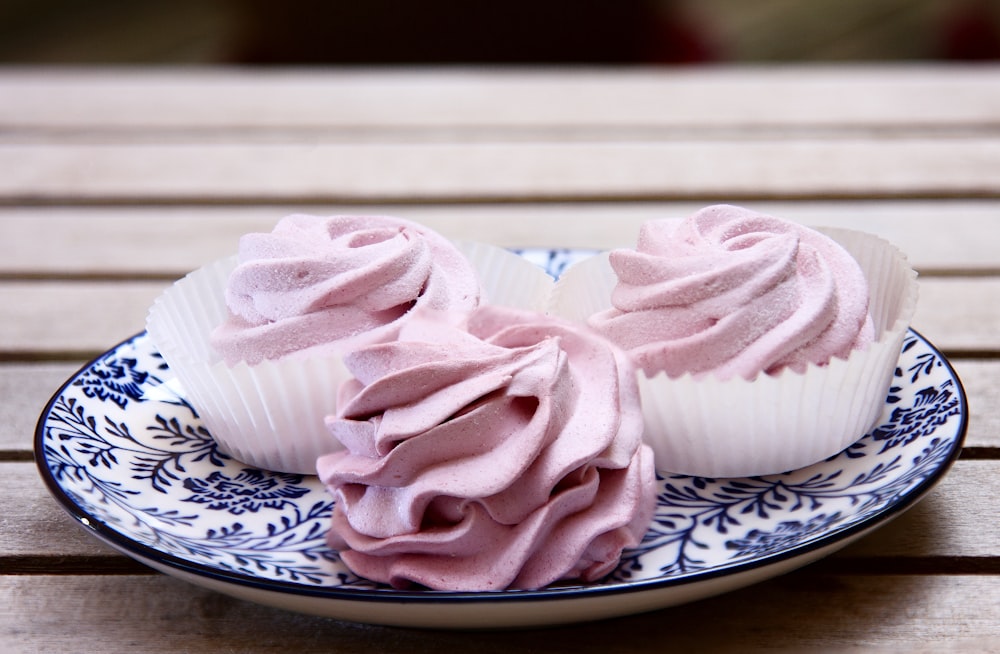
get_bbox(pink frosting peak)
[590,205,874,380]
[316,306,655,591]
[211,215,480,365]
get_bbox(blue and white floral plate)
[35,252,967,629]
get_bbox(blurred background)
[0,0,998,65]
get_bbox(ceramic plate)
[35,251,967,629]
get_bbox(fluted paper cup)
[453,240,555,312]
[146,240,554,474]
[550,228,919,478]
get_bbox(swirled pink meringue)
[316,306,656,591]
[589,205,875,380]
[211,215,480,365]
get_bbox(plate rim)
[34,327,969,607]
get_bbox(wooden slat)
[837,459,997,559]
[0,362,82,451]
[912,279,1000,352]
[0,277,996,355]
[2,66,999,129]
[955,360,1000,450]
[6,358,996,451]
[1,463,118,558]
[8,357,995,453]
[0,281,167,356]
[5,460,990,561]
[1,201,999,277]
[3,139,1000,203]
[3,573,999,651]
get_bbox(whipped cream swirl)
[590,205,874,380]
[211,215,480,365]
[317,306,655,591]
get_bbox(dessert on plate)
[316,306,656,591]
[553,204,918,477]
[146,214,548,474]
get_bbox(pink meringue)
[316,306,656,591]
[589,205,875,380]
[211,214,480,365]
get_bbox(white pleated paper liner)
[146,240,555,475]
[549,228,919,478]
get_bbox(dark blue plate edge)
[33,328,969,606]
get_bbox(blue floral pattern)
[37,317,965,600]
[183,470,311,514]
[74,354,155,409]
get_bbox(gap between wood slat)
[5,189,1000,207]
[4,124,1000,144]
[807,556,1000,575]
[0,272,183,283]
[2,268,1000,284]
[957,447,1000,460]
[7,446,997,463]
[0,351,111,364]
[1,555,154,575]
[0,451,34,462]
[3,348,998,365]
[4,553,998,577]
[938,350,1000,361]
[9,439,996,462]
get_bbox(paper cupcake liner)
[454,240,555,312]
[549,228,919,478]
[146,241,554,474]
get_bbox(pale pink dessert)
[211,214,481,365]
[316,306,656,591]
[589,205,875,380]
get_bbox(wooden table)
[3,65,999,651]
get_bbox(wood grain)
[0,362,82,451]
[954,359,1000,450]
[3,67,999,129]
[0,277,996,356]
[4,139,1000,203]
[3,65,999,650]
[3,460,988,562]
[2,201,999,277]
[0,280,168,356]
[3,573,999,652]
